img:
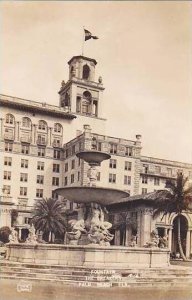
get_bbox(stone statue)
[9,227,19,243]
[67,219,87,245]
[159,234,168,248]
[88,205,114,246]
[98,76,103,84]
[144,230,159,248]
[61,80,65,87]
[25,224,38,244]
[130,235,137,247]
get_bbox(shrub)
[0,226,11,243]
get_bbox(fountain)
[6,150,170,268]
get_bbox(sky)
[0,1,192,163]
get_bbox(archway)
[172,215,188,256]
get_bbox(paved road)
[1,279,192,300]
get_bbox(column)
[140,209,152,246]
[186,230,190,259]
[190,231,192,258]
[114,229,120,246]
[168,228,172,251]
[15,121,20,142]
[48,127,52,146]
[0,118,3,139]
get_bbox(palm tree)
[32,198,67,243]
[153,173,192,261]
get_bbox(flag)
[84,29,99,41]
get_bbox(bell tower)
[58,56,105,119]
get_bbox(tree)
[153,173,192,261]
[32,198,67,243]
[0,226,11,243]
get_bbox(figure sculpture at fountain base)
[67,219,87,245]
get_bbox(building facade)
[0,54,192,256]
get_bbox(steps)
[1,260,192,288]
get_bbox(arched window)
[82,64,90,80]
[38,120,47,131]
[54,123,62,133]
[5,114,15,125]
[82,91,92,114]
[22,117,31,128]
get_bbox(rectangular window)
[37,161,44,170]
[5,142,13,152]
[38,147,46,157]
[154,177,160,186]
[155,166,161,174]
[37,175,44,184]
[65,163,68,172]
[20,187,27,196]
[72,145,76,155]
[78,171,80,181]
[4,157,12,166]
[53,138,61,148]
[125,161,132,171]
[97,172,101,181]
[109,144,117,154]
[20,173,28,182]
[3,185,11,194]
[21,144,30,155]
[143,164,149,174]
[21,159,28,168]
[36,189,43,198]
[52,177,59,186]
[125,147,133,157]
[3,171,11,180]
[109,173,116,183]
[97,142,102,151]
[142,175,148,184]
[124,175,131,185]
[37,134,47,145]
[142,188,147,195]
[52,191,58,200]
[109,159,117,169]
[71,159,75,169]
[64,176,68,186]
[71,174,75,184]
[53,163,60,173]
[54,149,61,159]
[78,157,81,166]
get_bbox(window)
[76,96,81,113]
[52,191,58,200]
[97,142,102,151]
[125,161,132,171]
[21,144,30,155]
[109,173,116,183]
[109,159,117,169]
[37,161,44,170]
[155,166,161,174]
[20,187,27,196]
[78,171,80,181]
[71,159,75,169]
[167,168,172,177]
[53,138,61,148]
[20,173,28,182]
[5,142,13,152]
[22,117,31,128]
[72,145,76,155]
[64,176,68,186]
[78,157,81,166]
[54,149,61,159]
[142,175,148,184]
[37,134,47,145]
[143,164,149,174]
[5,114,14,124]
[54,123,62,133]
[38,147,46,157]
[124,175,131,185]
[53,164,60,173]
[125,147,133,157]
[142,188,147,195]
[36,189,43,198]
[97,172,101,181]
[52,177,59,186]
[3,185,11,194]
[65,163,68,172]
[4,171,11,180]
[110,144,117,154]
[83,64,90,80]
[71,174,75,184]
[38,120,47,130]
[154,177,160,186]
[4,157,12,166]
[21,159,28,168]
[37,175,44,184]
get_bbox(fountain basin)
[6,243,170,268]
[56,186,129,205]
[76,151,111,166]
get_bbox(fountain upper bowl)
[76,151,111,166]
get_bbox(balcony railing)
[4,133,14,141]
[20,136,32,144]
[36,139,47,146]
[52,141,62,148]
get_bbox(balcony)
[52,141,62,148]
[140,169,176,179]
[20,136,32,144]
[36,139,47,146]
[4,133,14,141]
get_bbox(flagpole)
[82,27,85,56]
